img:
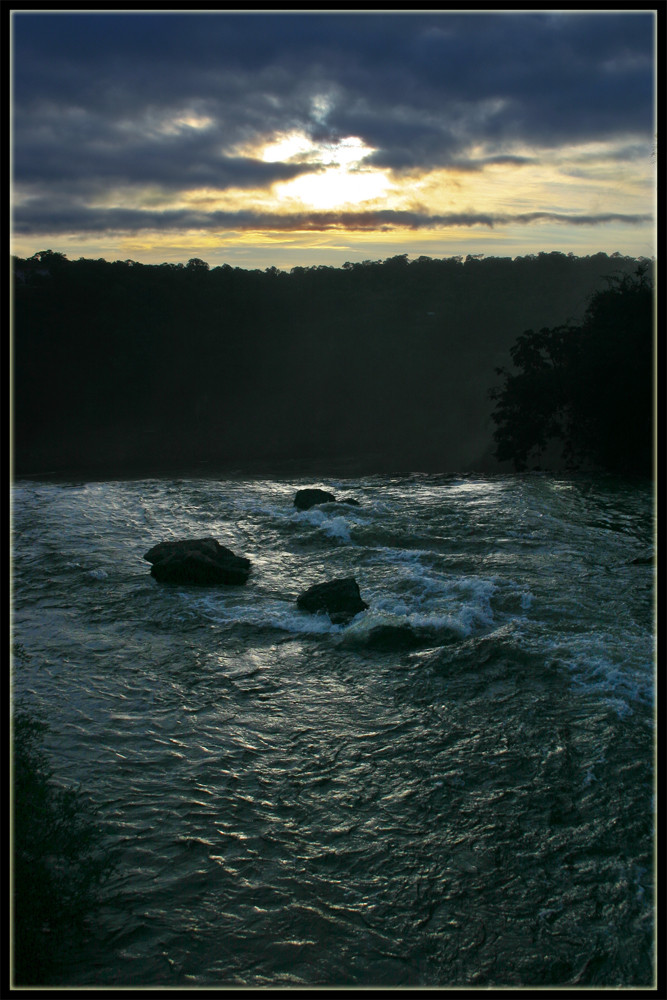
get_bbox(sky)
[11,9,657,271]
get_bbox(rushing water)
[11,473,656,987]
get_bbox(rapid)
[11,472,656,987]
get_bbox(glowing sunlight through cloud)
[260,132,394,210]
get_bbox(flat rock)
[144,537,250,585]
[297,577,369,624]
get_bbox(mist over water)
[11,473,655,987]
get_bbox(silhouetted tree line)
[12,249,650,476]
[489,265,654,475]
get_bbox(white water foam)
[180,590,343,636]
[87,568,109,580]
[291,505,357,544]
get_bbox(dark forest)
[12,250,653,478]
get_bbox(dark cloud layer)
[11,11,655,238]
[13,204,652,237]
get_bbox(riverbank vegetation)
[12,692,112,985]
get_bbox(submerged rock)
[144,537,250,585]
[341,616,459,651]
[294,488,336,510]
[297,577,369,624]
[361,623,424,650]
[338,497,361,506]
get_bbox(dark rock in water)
[144,537,250,585]
[338,497,361,506]
[297,577,368,624]
[294,488,337,510]
[630,552,655,565]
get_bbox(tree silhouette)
[489,265,654,475]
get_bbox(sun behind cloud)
[262,132,395,210]
[275,165,393,211]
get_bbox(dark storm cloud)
[11,11,655,235]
